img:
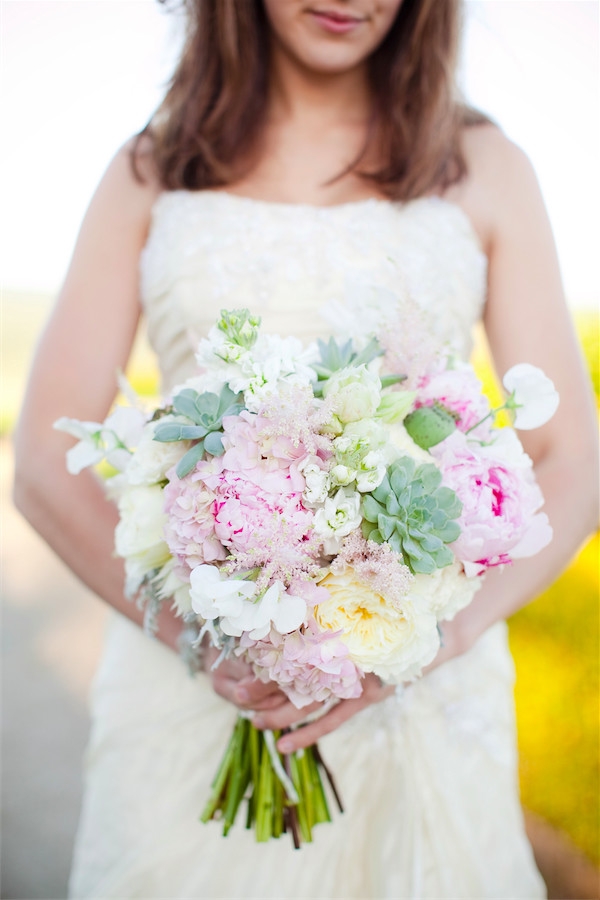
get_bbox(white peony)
[503,363,559,430]
[114,484,171,597]
[190,566,306,640]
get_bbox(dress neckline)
[149,188,487,262]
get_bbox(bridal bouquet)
[55,307,558,846]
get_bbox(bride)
[14,0,598,897]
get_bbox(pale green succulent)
[311,336,404,396]
[153,384,244,477]
[361,455,462,574]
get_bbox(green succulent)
[311,336,405,396]
[154,384,244,477]
[361,455,462,574]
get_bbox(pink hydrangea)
[163,462,227,578]
[430,431,552,577]
[239,622,364,709]
[415,363,491,434]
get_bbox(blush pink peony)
[430,430,552,577]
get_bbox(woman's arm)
[13,142,171,636]
[13,141,289,709]
[253,128,599,752]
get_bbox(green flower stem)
[201,717,340,847]
[199,723,238,823]
[465,398,514,434]
[306,747,331,825]
[290,752,312,843]
[222,717,250,836]
[256,734,274,842]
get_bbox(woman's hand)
[252,674,395,754]
[252,616,473,754]
[203,646,291,713]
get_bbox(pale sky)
[1,0,599,308]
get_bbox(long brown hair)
[133,0,484,199]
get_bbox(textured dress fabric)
[69,191,546,900]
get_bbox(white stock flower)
[298,456,331,505]
[323,364,381,424]
[314,487,362,555]
[114,484,171,597]
[190,567,306,640]
[503,363,559,430]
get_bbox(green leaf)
[362,494,385,522]
[204,430,225,456]
[154,422,207,442]
[377,513,396,541]
[175,441,206,478]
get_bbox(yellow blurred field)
[3,292,599,864]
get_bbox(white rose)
[314,487,362,555]
[115,484,171,596]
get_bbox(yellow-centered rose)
[315,567,440,682]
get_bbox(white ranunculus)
[115,484,171,596]
[503,363,559,430]
[314,487,362,555]
[323,364,381,424]
[190,568,306,640]
[330,464,356,487]
[126,420,190,486]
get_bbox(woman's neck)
[266,38,372,129]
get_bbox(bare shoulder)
[445,123,544,254]
[91,133,163,238]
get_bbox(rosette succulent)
[361,456,462,574]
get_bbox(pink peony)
[239,622,364,709]
[163,463,226,579]
[415,363,491,435]
[430,430,552,577]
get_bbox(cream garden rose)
[315,567,440,683]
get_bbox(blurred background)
[1,1,598,898]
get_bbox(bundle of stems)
[200,715,343,847]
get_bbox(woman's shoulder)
[446,123,543,254]
[92,134,163,236]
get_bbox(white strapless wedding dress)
[69,191,546,899]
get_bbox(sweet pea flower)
[503,363,559,429]
[190,567,306,640]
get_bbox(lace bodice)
[139,190,487,392]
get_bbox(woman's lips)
[307,9,366,35]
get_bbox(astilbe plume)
[330,531,414,608]
[257,383,335,457]
[239,621,363,709]
[377,298,441,391]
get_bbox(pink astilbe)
[377,300,441,390]
[330,530,414,608]
[239,622,364,709]
[257,383,334,458]
[163,463,227,578]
